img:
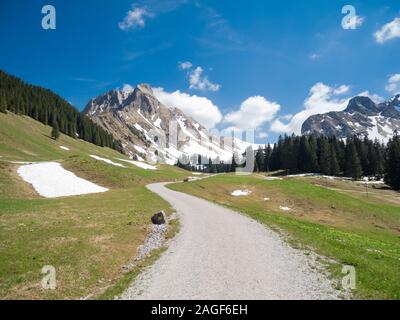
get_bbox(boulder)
[151,211,166,225]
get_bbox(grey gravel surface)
[120,183,341,300]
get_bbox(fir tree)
[255,147,265,172]
[264,144,272,172]
[0,94,6,113]
[230,154,238,172]
[345,140,362,180]
[330,144,340,176]
[318,137,331,175]
[385,133,400,190]
[51,118,60,140]
[299,136,318,173]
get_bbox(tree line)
[177,134,400,191]
[0,70,123,152]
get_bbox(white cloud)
[280,114,294,121]
[374,17,400,44]
[358,91,385,103]
[153,87,223,129]
[385,74,400,94]
[189,67,221,92]
[257,131,269,139]
[179,61,192,70]
[270,83,350,135]
[309,53,321,60]
[224,96,280,131]
[343,15,364,29]
[119,7,153,30]
[270,119,292,134]
[333,85,350,95]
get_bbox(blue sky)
[1,0,399,142]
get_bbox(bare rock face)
[84,84,250,164]
[302,95,400,143]
[151,211,166,225]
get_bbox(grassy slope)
[0,112,188,299]
[169,174,400,300]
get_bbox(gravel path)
[120,182,341,300]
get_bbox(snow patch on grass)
[90,155,127,168]
[17,162,108,198]
[279,206,292,211]
[231,190,252,197]
[59,146,70,151]
[118,159,158,170]
[265,177,283,181]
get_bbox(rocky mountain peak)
[121,84,160,116]
[135,83,153,95]
[345,96,378,114]
[387,94,400,107]
[84,89,125,116]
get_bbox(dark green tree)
[51,118,60,140]
[230,154,238,172]
[298,136,318,173]
[0,94,6,113]
[254,147,265,172]
[318,137,331,175]
[385,132,400,190]
[330,144,340,176]
[345,140,362,180]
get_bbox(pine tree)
[230,154,238,172]
[51,118,60,140]
[318,137,331,175]
[330,144,340,176]
[298,136,318,173]
[308,135,320,172]
[385,133,400,190]
[269,143,278,171]
[0,94,6,113]
[264,144,272,172]
[255,148,264,172]
[345,140,362,180]
[374,141,385,178]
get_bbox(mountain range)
[302,94,400,142]
[85,85,400,164]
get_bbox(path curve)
[120,182,340,300]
